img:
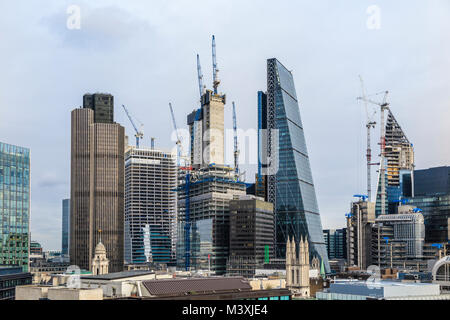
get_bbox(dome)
[95,241,106,255]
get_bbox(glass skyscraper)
[61,199,70,256]
[0,142,30,272]
[259,58,330,273]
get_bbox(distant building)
[323,228,347,260]
[61,199,70,256]
[0,266,32,300]
[404,166,450,243]
[0,142,30,272]
[346,199,375,270]
[317,280,445,300]
[30,241,43,259]
[227,196,274,278]
[124,146,177,265]
[258,59,329,272]
[70,93,125,273]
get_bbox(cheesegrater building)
[258,58,330,272]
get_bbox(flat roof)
[81,270,155,280]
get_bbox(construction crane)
[358,76,378,202]
[121,104,143,148]
[168,102,183,167]
[168,102,191,271]
[232,101,239,176]
[212,35,220,94]
[357,90,389,215]
[197,54,205,100]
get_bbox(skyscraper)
[124,146,177,265]
[0,142,30,272]
[70,93,125,273]
[61,199,70,256]
[259,58,330,272]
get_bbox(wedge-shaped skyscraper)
[259,59,330,272]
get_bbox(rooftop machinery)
[121,104,144,148]
[358,90,390,215]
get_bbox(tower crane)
[358,76,378,202]
[357,89,389,215]
[168,102,185,167]
[232,102,239,175]
[121,104,143,148]
[197,54,205,100]
[168,102,192,271]
[212,35,220,94]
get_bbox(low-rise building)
[0,266,32,300]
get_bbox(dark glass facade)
[0,142,30,272]
[83,93,114,124]
[260,59,329,272]
[0,266,32,300]
[323,228,347,260]
[61,199,70,255]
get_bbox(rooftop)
[81,270,154,280]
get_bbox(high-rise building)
[323,228,347,260]
[61,199,70,256]
[70,93,125,273]
[375,109,414,216]
[0,142,30,272]
[346,199,375,270]
[404,166,450,243]
[227,195,274,277]
[124,146,177,265]
[258,58,329,272]
[177,166,246,275]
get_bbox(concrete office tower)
[375,110,414,215]
[124,146,177,265]
[61,199,70,256]
[374,205,425,258]
[0,142,30,272]
[70,93,125,273]
[259,59,329,272]
[227,195,274,278]
[187,89,226,167]
[346,200,375,270]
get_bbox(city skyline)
[1,1,449,249]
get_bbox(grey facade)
[83,93,114,124]
[61,199,70,255]
[124,146,177,265]
[70,95,125,273]
[260,58,329,272]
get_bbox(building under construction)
[375,109,415,215]
[175,36,247,275]
[176,165,246,274]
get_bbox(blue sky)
[0,0,449,250]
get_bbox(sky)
[0,0,449,250]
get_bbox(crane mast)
[197,54,205,100]
[212,35,220,94]
[232,102,239,176]
[121,104,143,148]
[357,90,389,215]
